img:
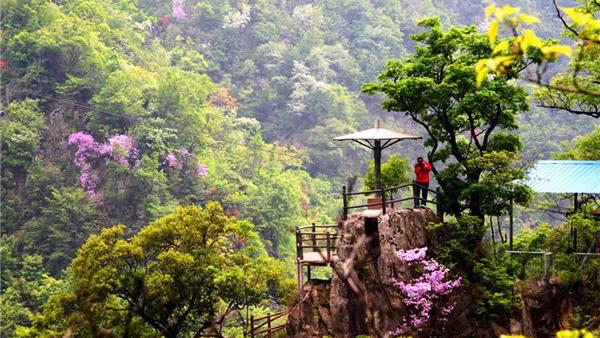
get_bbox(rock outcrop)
[286,208,441,337]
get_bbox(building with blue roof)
[520,160,600,253]
[525,160,600,194]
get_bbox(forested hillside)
[1,0,599,337]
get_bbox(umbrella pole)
[374,140,382,195]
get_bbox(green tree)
[555,126,600,160]
[363,154,410,191]
[363,18,531,221]
[18,187,101,275]
[25,202,282,337]
[0,245,65,338]
[0,99,43,187]
[100,155,178,229]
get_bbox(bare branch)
[538,103,600,118]
[553,0,580,36]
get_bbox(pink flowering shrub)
[164,153,181,168]
[162,149,207,177]
[68,132,139,197]
[390,247,461,336]
[108,135,139,166]
[196,163,208,176]
[172,0,187,19]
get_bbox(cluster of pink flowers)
[196,163,208,176]
[109,135,138,166]
[163,149,208,177]
[172,0,187,19]
[164,153,181,168]
[68,132,139,197]
[395,247,427,262]
[390,247,461,336]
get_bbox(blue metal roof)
[525,160,600,193]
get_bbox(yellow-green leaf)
[541,44,573,59]
[519,29,543,50]
[519,13,541,24]
[492,40,509,55]
[489,20,499,44]
[475,59,490,87]
[561,7,587,26]
[501,5,519,15]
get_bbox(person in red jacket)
[413,157,432,207]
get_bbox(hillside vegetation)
[1,0,599,337]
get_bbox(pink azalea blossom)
[68,132,139,197]
[172,0,187,19]
[164,153,182,168]
[196,163,208,176]
[108,135,137,166]
[395,247,427,263]
[390,247,461,336]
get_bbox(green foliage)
[433,218,520,323]
[0,288,31,338]
[26,203,283,337]
[472,254,520,320]
[0,99,43,171]
[363,154,410,191]
[1,0,336,282]
[463,151,533,217]
[18,187,100,275]
[0,242,66,338]
[363,18,530,222]
[555,126,600,160]
[101,155,178,229]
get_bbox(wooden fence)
[249,311,287,338]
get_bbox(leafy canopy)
[24,202,283,338]
[363,154,410,191]
[363,18,531,220]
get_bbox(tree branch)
[538,103,600,117]
[553,0,580,36]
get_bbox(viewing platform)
[342,182,443,221]
[295,223,338,293]
[295,182,444,295]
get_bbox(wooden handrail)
[250,311,287,338]
[253,324,286,336]
[295,227,337,263]
[296,224,337,230]
[252,311,287,322]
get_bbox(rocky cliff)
[286,208,464,337]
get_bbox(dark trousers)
[413,181,429,207]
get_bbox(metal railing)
[342,183,443,221]
[249,311,287,338]
[507,250,554,278]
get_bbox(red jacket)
[414,161,432,183]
